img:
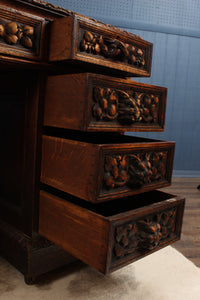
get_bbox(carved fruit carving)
[0,21,35,49]
[93,87,118,121]
[114,223,139,258]
[103,151,167,190]
[113,208,177,260]
[104,155,128,188]
[92,86,160,125]
[80,30,145,67]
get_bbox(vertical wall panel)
[129,30,200,173]
[51,0,200,34]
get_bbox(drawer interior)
[41,185,176,217]
[43,127,162,145]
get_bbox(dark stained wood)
[0,70,44,235]
[161,177,200,267]
[0,4,46,61]
[0,0,79,284]
[44,73,90,131]
[0,0,184,284]
[0,219,76,284]
[0,0,153,75]
[49,15,153,77]
[39,189,185,274]
[44,73,167,132]
[41,134,175,202]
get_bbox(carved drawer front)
[49,14,152,77]
[44,73,167,132]
[0,5,46,61]
[41,134,175,203]
[39,189,185,274]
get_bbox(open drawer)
[49,14,152,77]
[44,73,167,132]
[41,133,175,203]
[39,189,185,274]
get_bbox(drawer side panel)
[41,136,100,202]
[49,16,73,61]
[44,74,89,131]
[39,191,110,274]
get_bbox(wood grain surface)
[161,177,200,267]
[39,189,184,274]
[41,134,175,202]
[44,73,167,132]
[49,14,153,77]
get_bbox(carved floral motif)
[0,20,35,49]
[103,151,167,189]
[113,207,177,260]
[80,30,145,67]
[104,155,128,189]
[92,87,118,121]
[92,86,159,125]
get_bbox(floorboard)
[161,177,200,267]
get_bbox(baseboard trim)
[173,170,200,178]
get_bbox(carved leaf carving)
[112,207,177,261]
[117,90,142,124]
[80,30,146,67]
[103,151,167,190]
[92,86,160,125]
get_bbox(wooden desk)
[0,0,184,284]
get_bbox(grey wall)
[49,0,200,176]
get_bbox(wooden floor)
[161,177,200,267]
